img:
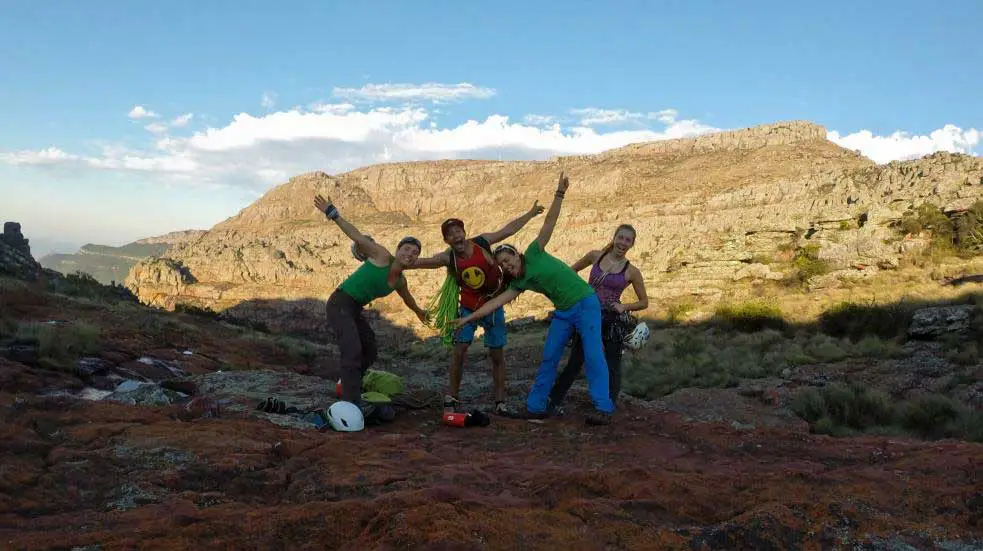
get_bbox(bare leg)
[489,347,506,402]
[448,342,469,399]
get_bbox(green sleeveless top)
[338,257,404,306]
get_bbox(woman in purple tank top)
[548,224,649,411]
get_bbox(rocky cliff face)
[125,121,983,336]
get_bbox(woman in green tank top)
[315,194,429,413]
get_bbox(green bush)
[819,300,913,341]
[895,200,983,258]
[901,395,960,438]
[711,301,786,332]
[953,200,983,254]
[792,386,982,442]
[779,244,831,287]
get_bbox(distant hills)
[39,230,205,285]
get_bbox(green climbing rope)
[425,273,461,347]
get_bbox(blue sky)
[2,0,981,256]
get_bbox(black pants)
[549,327,623,407]
[325,289,377,406]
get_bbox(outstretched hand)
[528,200,545,217]
[451,317,468,331]
[556,171,570,194]
[415,309,430,325]
[314,194,331,213]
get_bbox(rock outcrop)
[0,222,42,280]
[125,121,983,335]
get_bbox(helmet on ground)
[326,401,365,432]
[624,322,651,350]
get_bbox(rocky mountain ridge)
[124,120,983,336]
[40,230,206,285]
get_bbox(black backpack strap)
[473,236,492,254]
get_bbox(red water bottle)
[335,379,343,398]
[443,411,468,428]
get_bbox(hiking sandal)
[443,395,462,412]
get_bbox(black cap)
[440,218,465,237]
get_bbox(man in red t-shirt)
[411,202,544,413]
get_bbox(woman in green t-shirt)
[452,173,615,425]
[315,194,429,408]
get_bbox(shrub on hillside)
[953,199,983,254]
[784,244,830,287]
[175,303,219,319]
[47,271,139,303]
[792,386,982,442]
[819,300,913,341]
[900,394,960,439]
[895,199,983,258]
[711,301,786,332]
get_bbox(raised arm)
[570,250,601,273]
[479,201,546,245]
[614,266,650,313]
[405,250,451,271]
[395,278,429,324]
[452,288,521,329]
[314,194,390,264]
[533,172,570,250]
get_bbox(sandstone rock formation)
[0,222,42,280]
[125,121,983,336]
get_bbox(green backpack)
[360,369,405,404]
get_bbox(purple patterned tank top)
[588,253,631,308]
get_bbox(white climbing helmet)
[624,321,651,350]
[326,401,365,432]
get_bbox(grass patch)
[791,385,982,442]
[621,327,900,399]
[14,321,100,367]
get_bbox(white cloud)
[261,92,277,110]
[655,109,679,124]
[145,123,169,134]
[572,107,681,127]
[523,114,555,126]
[128,105,159,119]
[332,82,496,103]
[4,96,979,195]
[827,125,982,164]
[171,113,194,127]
